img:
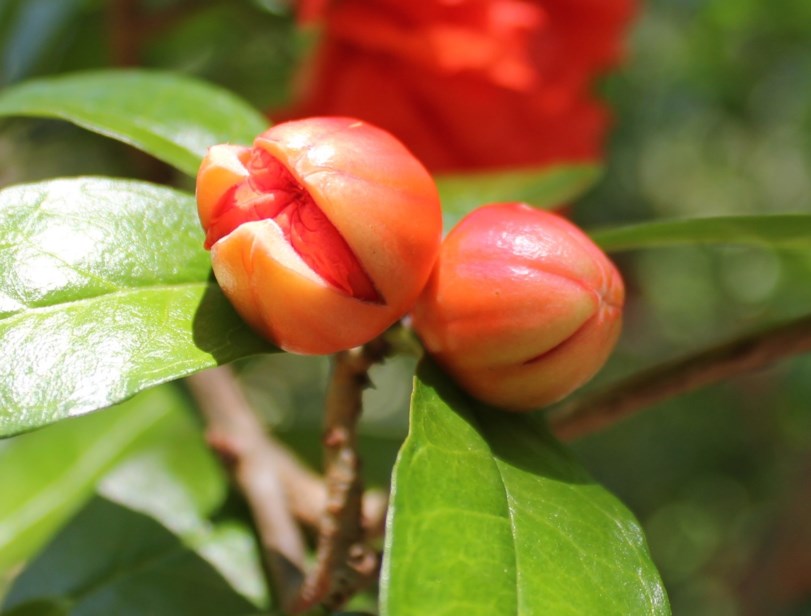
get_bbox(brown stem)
[270,443,387,539]
[549,313,811,441]
[736,457,811,614]
[293,339,389,613]
[186,366,306,614]
[107,0,142,66]
[107,0,217,66]
[138,0,214,36]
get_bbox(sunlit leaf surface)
[0,387,181,572]
[0,178,273,436]
[382,361,670,615]
[0,70,268,175]
[0,384,267,609]
[97,401,268,607]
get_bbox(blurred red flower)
[278,0,636,173]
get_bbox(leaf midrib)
[470,411,522,614]
[0,280,212,325]
[484,416,664,615]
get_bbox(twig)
[268,442,387,539]
[293,338,390,612]
[549,313,811,441]
[107,0,219,66]
[186,366,306,614]
[736,456,811,614]
[107,0,142,66]
[138,0,215,35]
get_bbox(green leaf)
[0,177,274,436]
[1,380,267,607]
[98,411,267,607]
[436,163,601,227]
[1,599,70,616]
[0,70,268,175]
[382,361,670,616]
[591,214,811,253]
[1,497,261,616]
[0,386,187,574]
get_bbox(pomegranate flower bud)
[412,203,624,411]
[197,117,442,355]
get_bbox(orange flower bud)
[412,203,624,410]
[197,117,442,354]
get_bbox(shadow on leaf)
[191,271,277,364]
[2,496,261,616]
[416,358,593,485]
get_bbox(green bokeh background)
[1,0,810,613]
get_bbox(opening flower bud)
[197,117,442,355]
[412,203,624,411]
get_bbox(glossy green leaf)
[1,380,267,608]
[382,361,670,616]
[436,163,601,227]
[1,497,261,616]
[0,177,274,436]
[98,407,267,607]
[0,70,268,175]
[591,214,811,252]
[0,386,188,573]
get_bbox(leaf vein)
[0,281,212,325]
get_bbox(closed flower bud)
[197,117,442,354]
[412,203,624,410]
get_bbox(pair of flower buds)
[196,117,623,411]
